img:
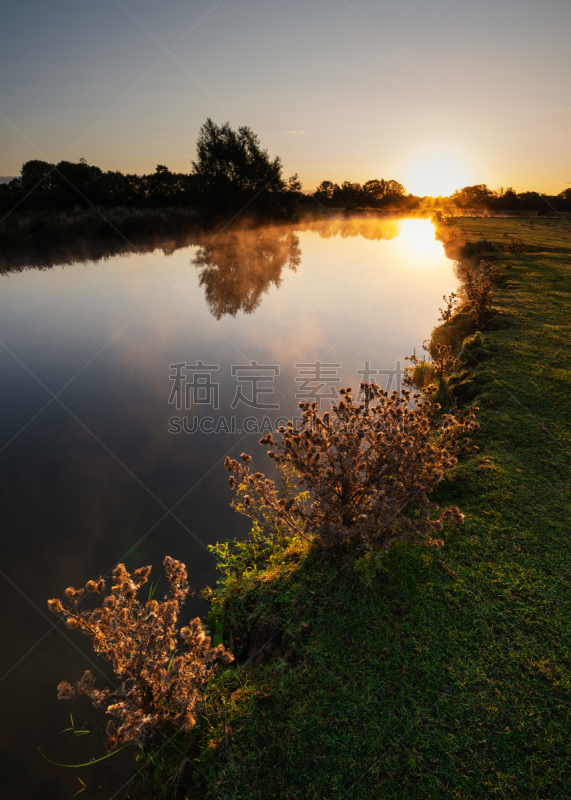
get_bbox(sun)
[403,152,474,198]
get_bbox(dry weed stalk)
[48,557,233,751]
[404,342,461,390]
[439,292,458,322]
[465,260,503,328]
[503,236,527,253]
[433,343,462,381]
[225,383,477,552]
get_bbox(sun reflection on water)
[395,218,438,258]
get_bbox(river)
[0,217,457,798]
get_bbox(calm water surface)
[0,218,457,798]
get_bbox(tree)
[558,188,571,211]
[313,180,339,206]
[363,178,406,207]
[490,186,518,212]
[15,160,56,208]
[383,179,406,200]
[338,181,364,208]
[312,178,407,210]
[451,184,492,209]
[51,159,105,207]
[191,118,301,215]
[144,164,179,206]
[363,179,387,205]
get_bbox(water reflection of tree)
[299,218,400,241]
[0,234,196,275]
[193,228,301,319]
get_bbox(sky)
[1,0,570,195]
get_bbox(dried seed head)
[47,598,64,614]
[57,681,73,700]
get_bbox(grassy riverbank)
[157,217,571,800]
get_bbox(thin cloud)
[285,130,306,135]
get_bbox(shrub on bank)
[464,261,504,328]
[225,383,477,554]
[459,238,497,257]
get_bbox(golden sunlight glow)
[403,153,474,198]
[396,219,437,256]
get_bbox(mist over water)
[0,218,457,798]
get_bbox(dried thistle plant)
[433,343,462,381]
[48,557,233,751]
[503,236,527,253]
[439,292,458,323]
[404,342,461,391]
[404,347,435,390]
[465,260,503,328]
[225,383,477,553]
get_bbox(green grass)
[169,217,571,800]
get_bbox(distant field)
[443,215,571,255]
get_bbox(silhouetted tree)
[382,179,406,202]
[558,188,571,211]
[451,184,493,210]
[362,179,387,205]
[517,191,543,212]
[314,180,339,205]
[51,159,106,206]
[142,164,198,208]
[191,118,301,216]
[9,159,56,209]
[490,186,519,211]
[312,177,407,209]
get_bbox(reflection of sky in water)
[0,219,457,798]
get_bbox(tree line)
[0,119,302,219]
[0,158,196,212]
[449,183,571,214]
[314,180,571,213]
[1,119,570,217]
[313,178,410,210]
